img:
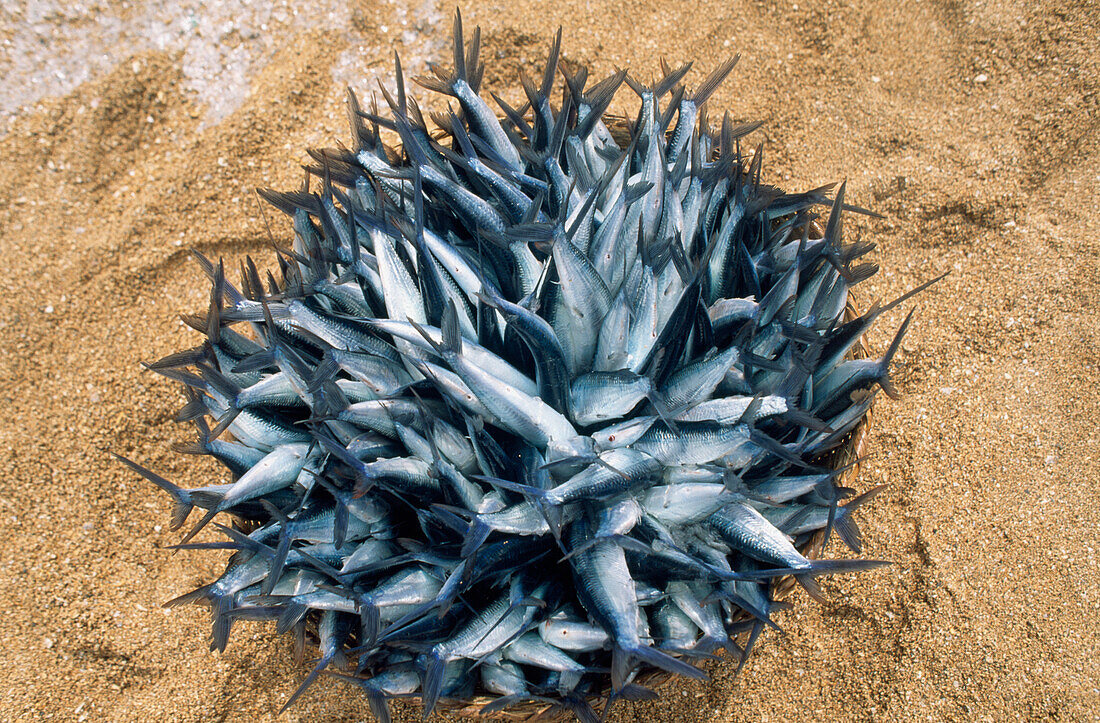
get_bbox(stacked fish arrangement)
[117,11,937,721]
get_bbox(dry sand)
[0,0,1098,720]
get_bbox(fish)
[566,515,706,689]
[419,578,548,715]
[122,9,939,717]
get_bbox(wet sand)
[0,0,1097,720]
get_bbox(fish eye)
[608,434,616,441]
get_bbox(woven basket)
[294,117,877,721]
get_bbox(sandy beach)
[0,0,1097,720]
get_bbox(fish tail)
[705,589,781,631]
[479,694,530,716]
[833,510,862,554]
[365,686,393,723]
[413,10,471,97]
[238,256,264,303]
[420,500,463,534]
[174,393,209,424]
[163,583,213,609]
[623,72,645,99]
[109,452,194,531]
[314,430,366,482]
[276,603,309,635]
[460,519,492,559]
[451,9,468,86]
[834,485,888,553]
[206,259,226,344]
[610,647,630,691]
[210,593,233,653]
[359,600,380,649]
[197,365,241,405]
[560,59,586,108]
[177,507,219,546]
[560,534,651,563]
[644,387,682,434]
[721,635,745,662]
[387,51,411,116]
[735,621,764,673]
[795,574,827,603]
[291,618,306,662]
[333,648,348,673]
[654,61,693,99]
[794,557,891,599]
[319,378,352,418]
[225,605,279,623]
[539,28,562,98]
[581,70,630,135]
[142,362,207,390]
[558,693,600,723]
[402,312,448,356]
[879,308,916,399]
[877,271,950,317]
[262,532,293,596]
[169,440,207,456]
[519,66,541,112]
[279,652,333,714]
[615,682,659,702]
[181,414,215,454]
[332,503,349,550]
[420,652,446,718]
[144,346,207,371]
[841,262,880,284]
[623,644,707,685]
[813,559,891,574]
[309,350,341,393]
[478,475,546,501]
[624,178,653,204]
[206,405,242,442]
[740,350,787,373]
[660,85,684,132]
[466,26,484,93]
[344,86,368,152]
[255,188,321,218]
[692,56,739,108]
[781,407,833,433]
[843,484,888,513]
[747,427,808,468]
[230,349,276,374]
[191,250,245,307]
[841,239,878,264]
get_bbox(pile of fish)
[118,11,936,721]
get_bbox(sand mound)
[0,0,1097,720]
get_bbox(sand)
[0,0,1097,720]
